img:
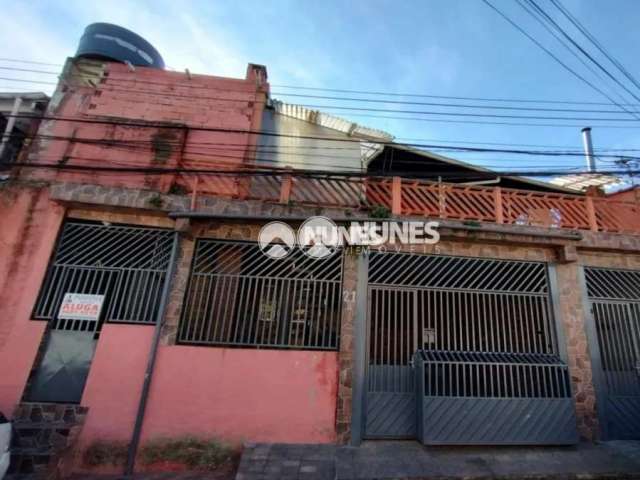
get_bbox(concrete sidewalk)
[236,440,640,480]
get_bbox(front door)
[25,268,118,403]
[585,267,640,439]
[25,221,176,404]
[364,286,417,438]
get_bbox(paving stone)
[235,440,640,480]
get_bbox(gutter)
[125,231,180,476]
[167,212,583,241]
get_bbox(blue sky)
[1,0,639,185]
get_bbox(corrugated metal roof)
[272,100,394,141]
[271,100,393,164]
[270,100,585,194]
[550,173,623,191]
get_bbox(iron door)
[25,268,119,403]
[585,267,640,440]
[364,286,418,438]
[26,222,176,404]
[25,331,97,403]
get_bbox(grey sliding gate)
[26,222,174,403]
[584,267,640,440]
[364,251,578,444]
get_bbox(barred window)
[178,240,344,350]
[33,221,175,329]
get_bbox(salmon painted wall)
[141,346,338,444]
[74,333,337,462]
[23,59,268,196]
[72,323,153,468]
[0,185,64,414]
[76,337,338,445]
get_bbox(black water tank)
[76,23,164,69]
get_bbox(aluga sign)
[259,216,440,259]
[58,293,105,321]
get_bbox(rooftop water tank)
[75,23,164,69]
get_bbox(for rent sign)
[58,293,105,321]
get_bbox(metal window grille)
[178,240,344,350]
[367,253,557,382]
[33,222,175,328]
[418,351,571,398]
[586,267,640,397]
[586,267,640,301]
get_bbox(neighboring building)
[0,92,49,167]
[607,184,640,203]
[1,23,640,478]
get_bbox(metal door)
[365,287,417,437]
[364,251,577,443]
[585,267,640,440]
[26,222,174,403]
[25,268,118,402]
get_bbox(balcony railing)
[179,172,640,235]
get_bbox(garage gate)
[585,267,640,440]
[363,251,578,444]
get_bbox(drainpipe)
[581,127,596,172]
[0,96,22,161]
[124,231,180,476]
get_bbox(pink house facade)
[2,28,640,478]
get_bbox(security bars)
[363,251,575,442]
[178,240,344,350]
[586,267,640,397]
[418,351,572,398]
[367,252,557,382]
[415,350,578,445]
[33,222,175,330]
[584,267,640,439]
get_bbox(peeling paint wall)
[0,184,64,414]
[21,59,268,196]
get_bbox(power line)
[525,0,640,105]
[550,0,640,94]
[6,77,640,128]
[0,57,63,67]
[4,64,640,115]
[481,0,640,119]
[515,0,636,117]
[312,111,640,129]
[1,55,639,108]
[272,83,640,107]
[4,159,633,179]
[16,126,639,152]
[7,118,640,160]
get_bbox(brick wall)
[21,59,268,196]
[336,253,358,444]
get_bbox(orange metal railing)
[184,172,640,235]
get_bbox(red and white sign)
[58,293,105,321]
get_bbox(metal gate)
[26,222,174,403]
[584,267,640,440]
[364,251,577,444]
